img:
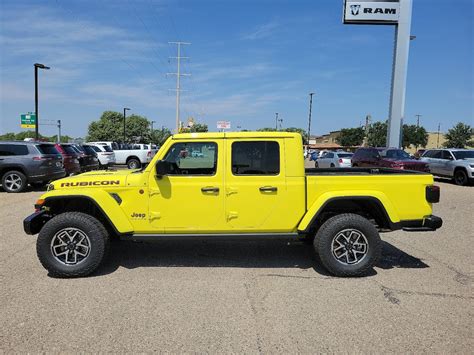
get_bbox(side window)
[0,144,28,156]
[163,142,217,175]
[232,141,280,175]
[325,152,334,159]
[431,150,442,159]
[441,151,453,160]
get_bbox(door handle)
[259,186,277,192]
[201,186,219,193]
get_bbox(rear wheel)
[314,162,319,168]
[330,163,335,168]
[314,213,381,277]
[127,158,141,169]
[453,169,468,186]
[37,212,109,277]
[2,170,27,193]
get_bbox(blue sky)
[0,0,472,137]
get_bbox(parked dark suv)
[352,147,429,172]
[54,143,81,175]
[71,144,100,172]
[0,141,66,192]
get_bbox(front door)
[224,139,293,232]
[148,140,226,233]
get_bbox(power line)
[167,42,191,132]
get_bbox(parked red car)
[54,143,81,175]
[352,147,429,172]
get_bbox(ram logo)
[350,4,361,16]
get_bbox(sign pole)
[387,0,412,148]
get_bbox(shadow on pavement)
[93,239,429,277]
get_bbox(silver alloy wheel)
[331,228,369,265]
[4,173,23,191]
[129,160,140,169]
[50,228,91,265]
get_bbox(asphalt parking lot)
[0,174,472,352]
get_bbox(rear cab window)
[231,141,280,175]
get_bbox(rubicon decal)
[60,180,120,187]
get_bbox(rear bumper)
[402,215,443,232]
[23,210,52,235]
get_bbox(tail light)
[147,151,152,157]
[426,185,440,203]
[32,156,52,161]
[339,158,343,163]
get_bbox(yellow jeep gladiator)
[24,132,442,277]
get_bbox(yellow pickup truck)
[24,132,442,277]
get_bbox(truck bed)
[305,167,427,175]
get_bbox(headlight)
[469,164,474,168]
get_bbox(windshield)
[337,153,353,158]
[452,150,474,160]
[379,149,411,159]
[61,145,78,154]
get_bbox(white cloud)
[242,20,279,40]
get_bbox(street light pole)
[275,113,279,130]
[123,107,130,143]
[307,92,315,145]
[34,63,50,141]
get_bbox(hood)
[50,169,133,190]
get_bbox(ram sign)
[343,0,400,24]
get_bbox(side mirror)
[156,160,170,176]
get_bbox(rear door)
[225,139,293,232]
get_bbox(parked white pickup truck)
[88,142,157,169]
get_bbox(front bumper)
[402,215,443,232]
[23,210,52,235]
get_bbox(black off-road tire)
[37,212,110,277]
[127,158,141,169]
[453,169,468,186]
[314,213,381,277]
[1,170,27,193]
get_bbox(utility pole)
[168,41,191,133]
[275,113,279,130]
[57,120,61,143]
[415,114,422,127]
[123,107,130,143]
[363,114,371,147]
[307,92,315,145]
[34,63,50,140]
[437,123,441,148]
[151,120,156,133]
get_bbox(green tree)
[443,122,474,148]
[190,123,208,132]
[401,124,428,149]
[0,132,16,141]
[257,127,278,132]
[87,111,152,143]
[151,127,172,146]
[336,127,365,147]
[367,121,387,147]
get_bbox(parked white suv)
[88,141,157,169]
[87,144,116,168]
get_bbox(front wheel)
[36,212,109,277]
[453,169,468,186]
[314,213,381,277]
[314,162,319,168]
